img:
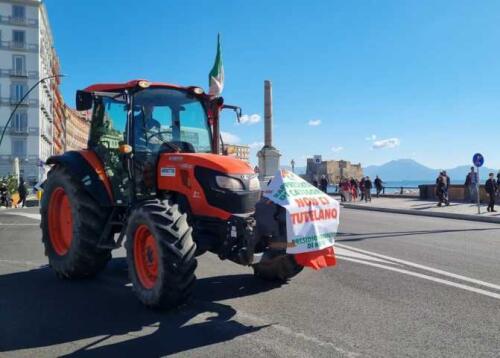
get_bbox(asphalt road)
[0,207,499,357]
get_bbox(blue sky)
[45,0,500,169]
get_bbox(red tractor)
[41,80,310,309]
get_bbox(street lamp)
[0,74,65,147]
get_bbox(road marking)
[3,212,41,221]
[338,256,500,300]
[336,243,500,292]
[335,246,402,266]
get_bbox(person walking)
[442,170,450,205]
[359,177,366,201]
[374,175,384,197]
[17,177,27,208]
[436,171,449,206]
[364,176,372,202]
[466,167,478,203]
[319,175,328,193]
[350,177,358,201]
[485,173,498,212]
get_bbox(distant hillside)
[364,159,497,181]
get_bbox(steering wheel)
[145,130,171,142]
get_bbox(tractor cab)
[76,80,239,204]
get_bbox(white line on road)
[336,243,500,292]
[338,256,500,300]
[3,212,41,221]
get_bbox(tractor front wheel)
[252,254,303,282]
[40,165,112,278]
[126,199,197,309]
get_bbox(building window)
[11,83,27,102]
[12,138,27,157]
[13,55,25,76]
[12,30,25,48]
[12,112,28,132]
[12,5,26,20]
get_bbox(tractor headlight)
[215,176,244,191]
[249,176,261,191]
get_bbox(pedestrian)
[442,170,451,205]
[319,175,328,193]
[465,167,478,203]
[485,173,498,212]
[436,171,449,207]
[374,175,384,197]
[18,177,27,208]
[312,177,318,188]
[359,177,366,201]
[0,181,8,208]
[338,178,346,202]
[364,176,372,202]
[350,177,358,201]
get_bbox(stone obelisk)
[257,80,281,186]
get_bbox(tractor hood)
[156,153,258,219]
[158,153,254,175]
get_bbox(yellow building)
[223,144,250,161]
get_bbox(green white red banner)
[263,170,339,255]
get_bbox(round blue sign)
[472,153,484,167]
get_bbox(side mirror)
[222,104,242,122]
[76,90,93,111]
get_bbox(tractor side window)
[97,98,127,149]
[180,101,211,153]
[89,95,129,205]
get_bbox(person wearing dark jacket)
[374,175,384,197]
[319,175,328,193]
[18,177,27,208]
[364,176,372,202]
[485,173,498,212]
[436,171,449,207]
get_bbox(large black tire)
[125,199,197,309]
[40,165,112,278]
[253,254,303,282]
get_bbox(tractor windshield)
[132,88,211,153]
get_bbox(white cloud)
[331,146,344,153]
[221,131,240,144]
[249,141,264,149]
[372,138,400,149]
[308,119,321,126]
[365,134,377,141]
[239,114,261,125]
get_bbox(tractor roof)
[84,79,189,92]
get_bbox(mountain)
[363,159,497,182]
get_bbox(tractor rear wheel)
[125,199,197,309]
[253,254,303,282]
[40,165,112,278]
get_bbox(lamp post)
[0,74,65,147]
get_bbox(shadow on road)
[337,227,500,242]
[0,258,277,356]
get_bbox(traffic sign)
[472,153,484,168]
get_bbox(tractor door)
[88,95,130,205]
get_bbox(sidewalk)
[341,197,500,224]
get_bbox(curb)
[341,203,500,224]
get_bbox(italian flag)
[208,34,224,96]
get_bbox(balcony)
[0,15,38,27]
[9,127,29,136]
[8,97,38,106]
[0,41,38,52]
[0,69,39,79]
